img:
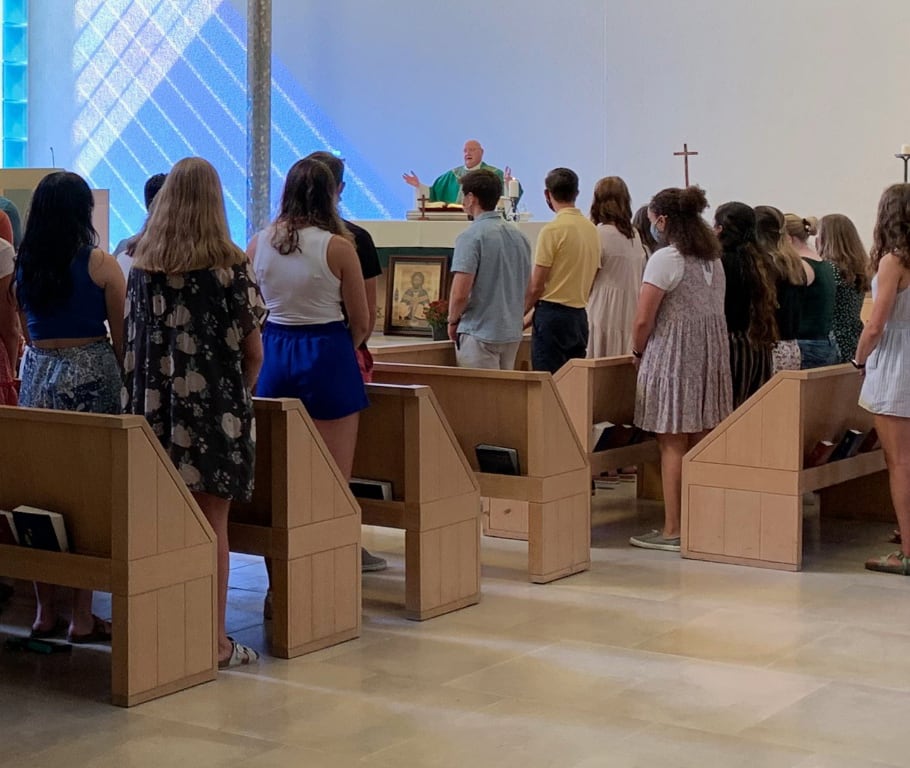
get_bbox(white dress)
[860,275,910,417]
[586,224,646,357]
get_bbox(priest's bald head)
[463,140,484,169]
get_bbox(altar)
[353,218,547,335]
[353,219,546,254]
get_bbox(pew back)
[0,406,217,706]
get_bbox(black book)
[349,478,393,500]
[0,510,18,545]
[475,444,521,475]
[12,505,69,552]
[828,429,865,462]
[591,421,615,453]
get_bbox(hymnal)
[12,505,69,552]
[349,478,393,501]
[829,429,865,462]
[591,421,615,453]
[0,510,18,545]
[805,440,836,468]
[475,444,520,476]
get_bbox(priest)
[402,139,521,204]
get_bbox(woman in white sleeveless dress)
[855,183,910,575]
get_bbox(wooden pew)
[0,406,217,707]
[553,356,662,495]
[371,336,532,370]
[354,383,482,619]
[681,366,891,571]
[229,398,360,658]
[372,363,590,583]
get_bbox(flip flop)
[865,551,910,575]
[67,615,112,644]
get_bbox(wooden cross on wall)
[673,143,699,187]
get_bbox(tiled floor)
[1,486,908,767]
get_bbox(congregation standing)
[4,145,909,669]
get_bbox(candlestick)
[508,178,520,198]
[902,144,910,156]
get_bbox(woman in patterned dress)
[817,214,869,363]
[0,233,17,406]
[629,187,732,552]
[855,184,910,575]
[124,157,266,668]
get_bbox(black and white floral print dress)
[124,261,266,502]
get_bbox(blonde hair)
[755,206,806,286]
[817,214,870,292]
[132,157,245,273]
[784,213,818,242]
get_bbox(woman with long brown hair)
[630,187,732,552]
[714,202,779,406]
[125,157,266,668]
[817,213,869,362]
[855,184,910,574]
[586,176,646,357]
[755,206,807,372]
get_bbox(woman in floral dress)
[124,157,265,669]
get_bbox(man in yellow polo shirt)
[524,167,600,372]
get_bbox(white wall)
[29,0,910,238]
[265,0,910,237]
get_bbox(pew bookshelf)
[229,398,361,658]
[371,363,590,583]
[681,366,891,571]
[552,356,662,496]
[354,383,481,620]
[0,406,218,707]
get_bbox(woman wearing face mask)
[629,186,732,553]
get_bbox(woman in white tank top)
[247,157,372,600]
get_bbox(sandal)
[219,638,260,669]
[67,615,112,644]
[865,551,910,575]
[30,618,66,640]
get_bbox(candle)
[508,178,520,198]
[902,144,910,156]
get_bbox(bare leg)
[69,588,102,637]
[193,490,233,662]
[32,582,57,633]
[312,412,360,481]
[874,414,910,558]
[656,433,689,538]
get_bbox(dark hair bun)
[678,186,709,215]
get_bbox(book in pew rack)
[475,444,521,476]
[828,429,865,462]
[349,478,394,501]
[11,505,69,552]
[0,510,18,545]
[805,440,836,468]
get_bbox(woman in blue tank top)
[14,171,125,643]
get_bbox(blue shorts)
[258,321,368,420]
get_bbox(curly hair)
[590,176,634,239]
[649,186,720,261]
[715,202,779,346]
[271,158,352,256]
[871,183,910,272]
[817,213,870,292]
[755,205,806,286]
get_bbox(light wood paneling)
[371,364,591,584]
[230,398,361,658]
[0,407,217,707]
[356,384,481,620]
[683,367,891,571]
